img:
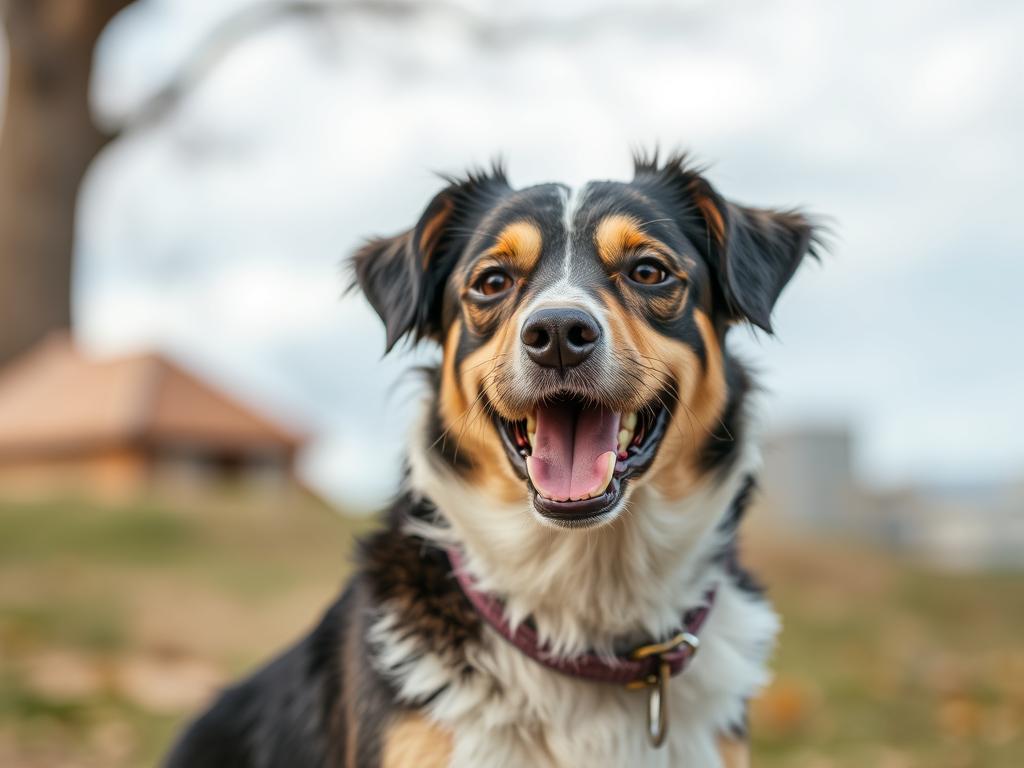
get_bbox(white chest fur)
[372,571,776,768]
[372,431,778,767]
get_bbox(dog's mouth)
[496,392,672,526]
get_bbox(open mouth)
[496,393,672,525]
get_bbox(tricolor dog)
[166,152,820,767]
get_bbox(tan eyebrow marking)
[487,220,543,273]
[595,213,671,268]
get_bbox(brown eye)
[474,269,513,297]
[628,259,670,286]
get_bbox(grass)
[745,526,1024,767]
[0,495,1021,767]
[0,494,365,766]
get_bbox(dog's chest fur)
[364,437,777,768]
[373,577,774,767]
[165,423,777,768]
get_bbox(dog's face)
[354,155,816,528]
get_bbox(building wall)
[0,448,148,501]
[0,445,301,505]
[761,428,859,530]
[148,446,294,500]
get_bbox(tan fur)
[595,289,675,408]
[491,220,543,274]
[437,319,524,502]
[393,184,769,767]
[690,182,726,244]
[594,215,693,322]
[445,275,730,505]
[381,715,453,768]
[598,298,728,500]
[595,213,665,268]
[718,735,751,768]
[418,198,454,265]
[439,212,730,505]
[458,221,542,334]
[648,310,728,499]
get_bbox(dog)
[165,152,819,767]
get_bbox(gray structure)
[760,426,1024,570]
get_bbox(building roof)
[0,334,303,459]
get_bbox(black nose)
[521,308,601,371]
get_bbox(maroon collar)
[447,547,716,688]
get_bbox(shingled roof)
[0,334,303,459]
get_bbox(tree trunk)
[0,0,132,364]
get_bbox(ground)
[0,496,1021,767]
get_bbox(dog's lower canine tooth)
[597,450,615,494]
[623,412,638,431]
[618,428,632,454]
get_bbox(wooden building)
[0,334,304,501]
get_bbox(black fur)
[168,153,814,766]
[165,494,474,768]
[697,355,752,476]
[350,166,511,351]
[632,151,820,333]
[713,475,766,598]
[166,486,765,767]
[165,586,358,767]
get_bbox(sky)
[61,0,1024,507]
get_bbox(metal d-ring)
[630,631,700,748]
[646,660,671,748]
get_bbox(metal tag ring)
[646,661,671,748]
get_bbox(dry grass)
[0,496,1021,767]
[745,523,1024,767]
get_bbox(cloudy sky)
[67,0,1023,506]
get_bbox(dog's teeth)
[617,428,633,454]
[596,450,616,495]
[573,451,617,500]
[623,412,638,431]
[527,430,536,447]
[526,412,536,434]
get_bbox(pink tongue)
[526,403,620,501]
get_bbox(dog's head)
[353,153,818,528]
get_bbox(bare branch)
[105,1,336,136]
[108,0,705,136]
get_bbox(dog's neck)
[406,422,759,658]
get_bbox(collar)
[447,547,716,747]
[447,546,716,686]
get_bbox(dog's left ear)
[635,153,820,333]
[351,166,510,352]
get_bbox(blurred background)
[0,0,1022,766]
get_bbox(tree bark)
[0,0,132,364]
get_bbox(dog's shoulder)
[164,494,471,768]
[359,496,482,670]
[164,582,355,767]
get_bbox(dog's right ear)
[350,167,510,353]
[633,151,821,334]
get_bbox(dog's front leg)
[381,715,453,768]
[717,734,750,768]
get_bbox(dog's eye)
[474,269,513,297]
[628,259,670,286]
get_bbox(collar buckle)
[628,631,700,662]
[625,632,700,748]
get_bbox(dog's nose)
[521,308,601,371]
